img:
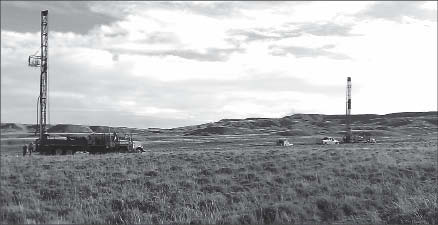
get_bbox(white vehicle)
[321,137,340,145]
[117,139,145,152]
[367,138,377,143]
[132,141,145,152]
[276,139,293,147]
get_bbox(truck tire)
[136,147,144,153]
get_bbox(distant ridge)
[1,111,436,137]
[175,111,437,136]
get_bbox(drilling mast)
[28,10,49,141]
[345,77,352,143]
[24,10,144,155]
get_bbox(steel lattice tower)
[28,10,48,141]
[345,77,352,143]
[39,10,48,140]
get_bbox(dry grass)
[1,134,437,224]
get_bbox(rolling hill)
[176,111,437,137]
[1,111,436,137]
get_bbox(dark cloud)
[226,22,357,45]
[112,54,119,62]
[96,1,301,23]
[293,22,356,36]
[125,1,272,18]
[358,1,437,22]
[269,45,351,60]
[137,32,181,44]
[94,1,240,19]
[227,29,282,42]
[0,1,120,34]
[168,47,243,61]
[177,2,242,18]
[107,47,245,62]
[102,28,129,39]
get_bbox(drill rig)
[28,10,144,155]
[341,77,376,144]
[344,77,352,143]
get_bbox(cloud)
[0,1,120,34]
[91,1,289,19]
[107,46,244,62]
[292,22,356,36]
[226,22,357,46]
[358,1,437,22]
[226,29,281,42]
[170,1,242,18]
[140,32,180,44]
[269,44,351,60]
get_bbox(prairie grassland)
[1,135,437,224]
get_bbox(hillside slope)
[177,111,437,136]
[1,111,436,137]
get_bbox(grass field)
[1,134,437,224]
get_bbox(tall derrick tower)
[345,77,352,143]
[28,10,49,141]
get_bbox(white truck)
[276,139,293,147]
[132,141,145,152]
[321,137,340,145]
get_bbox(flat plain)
[1,133,437,224]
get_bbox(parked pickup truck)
[321,137,340,145]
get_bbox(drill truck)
[36,132,144,155]
[29,10,144,155]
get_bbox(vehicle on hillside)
[276,139,293,147]
[321,137,340,145]
[132,141,145,152]
[366,137,377,143]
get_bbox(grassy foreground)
[1,136,437,224]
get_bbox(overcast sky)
[1,1,437,128]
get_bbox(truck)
[342,131,377,144]
[276,138,293,147]
[321,137,340,145]
[35,132,145,155]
